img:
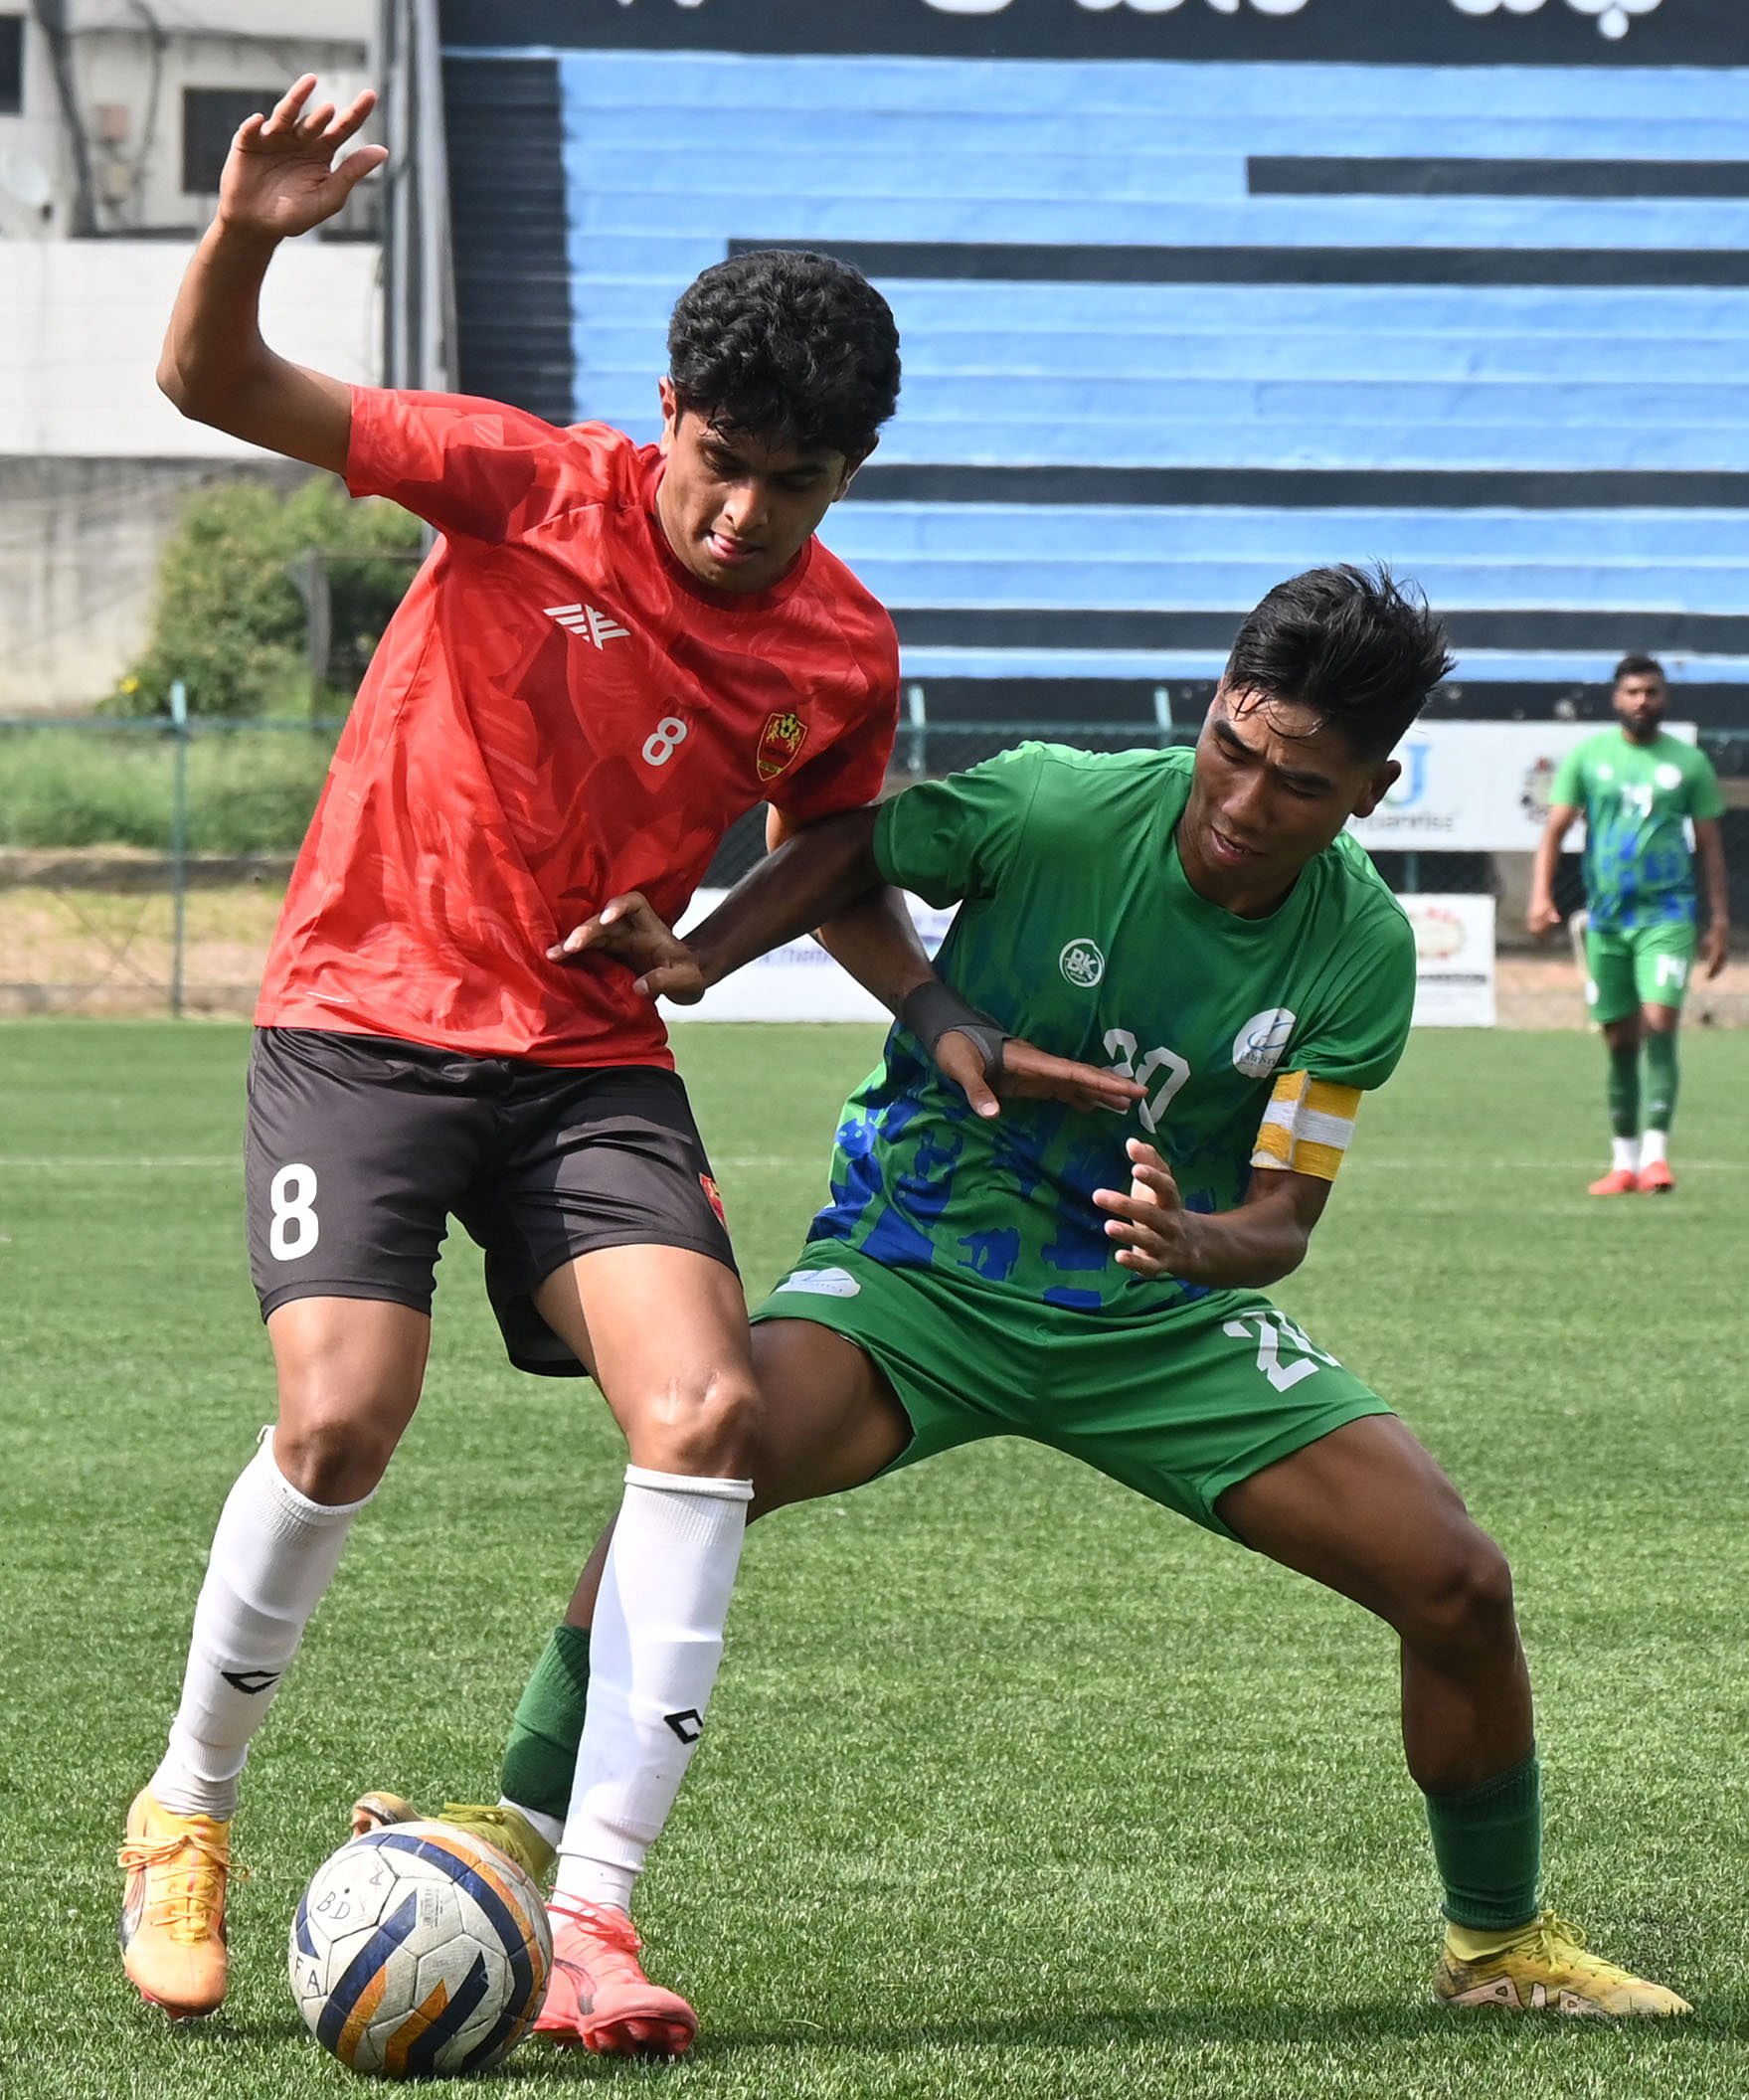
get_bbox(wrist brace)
[901,979,1009,1081]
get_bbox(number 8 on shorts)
[268,1162,320,1261]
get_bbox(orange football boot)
[118,1788,231,2018]
[1587,1167,1639,1195]
[1637,1159,1675,1194]
[535,1899,698,2057]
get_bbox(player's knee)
[1404,1529,1516,1658]
[272,1412,398,1505]
[626,1367,759,1478]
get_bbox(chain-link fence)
[4,709,1746,1017]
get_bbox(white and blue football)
[289,1821,551,2078]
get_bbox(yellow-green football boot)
[350,1790,555,1884]
[1434,1911,1691,2017]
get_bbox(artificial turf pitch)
[3,1017,1746,2098]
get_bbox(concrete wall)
[0,238,380,710]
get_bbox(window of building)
[182,88,279,194]
[0,17,23,116]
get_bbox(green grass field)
[4,1019,1748,2099]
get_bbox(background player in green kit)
[1528,654,1730,1195]
[381,569,1688,2035]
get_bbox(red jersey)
[257,388,899,1067]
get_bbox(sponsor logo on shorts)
[699,1172,728,1226]
[664,1708,703,1744]
[773,1266,861,1299]
[757,709,809,782]
[1059,938,1105,988]
[1232,1007,1297,1079]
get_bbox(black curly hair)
[667,249,901,460]
[1223,563,1454,760]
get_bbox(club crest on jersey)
[1059,938,1105,989]
[756,710,809,782]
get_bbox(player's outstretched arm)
[549,804,889,998]
[1526,800,1577,940]
[157,78,385,472]
[1695,816,1731,978]
[1094,1142,1329,1289]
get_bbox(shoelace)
[550,1898,644,1962]
[117,1831,232,1942]
[1515,1912,1625,1980]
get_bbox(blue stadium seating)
[545,50,1749,692]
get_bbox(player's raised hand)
[218,77,386,241]
[932,1030,1145,1120]
[1093,1138,1193,1278]
[548,892,707,1002]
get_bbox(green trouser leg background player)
[1584,920,1693,1195]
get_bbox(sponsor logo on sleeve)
[1232,1007,1297,1079]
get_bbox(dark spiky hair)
[1223,563,1454,759]
[667,249,901,460]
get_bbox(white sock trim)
[1641,1129,1669,1166]
[622,1463,753,1501]
[1611,1136,1641,1174]
[501,1798,564,1851]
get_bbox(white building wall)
[1,237,381,456]
[0,239,381,709]
[0,3,382,709]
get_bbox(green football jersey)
[1550,729,1723,933]
[804,744,1416,1314]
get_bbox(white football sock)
[553,1465,752,1914]
[1611,1136,1641,1175]
[151,1434,373,1820]
[1640,1129,1668,1167]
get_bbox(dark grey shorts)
[245,1026,736,1376]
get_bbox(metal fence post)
[169,679,189,1019]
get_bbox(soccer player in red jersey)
[117,80,908,2035]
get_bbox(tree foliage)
[111,474,423,718]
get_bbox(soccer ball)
[288,1821,552,2078]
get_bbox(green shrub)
[0,725,340,852]
[111,475,422,719]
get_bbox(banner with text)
[1347,720,1697,855]
[666,889,1497,1028]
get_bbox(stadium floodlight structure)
[378,0,454,395]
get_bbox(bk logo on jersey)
[756,710,809,783]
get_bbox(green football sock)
[1643,1030,1679,1133]
[499,1624,591,1824]
[1423,1749,1541,1931]
[1606,1041,1641,1140]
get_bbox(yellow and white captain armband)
[1249,1071,1362,1183]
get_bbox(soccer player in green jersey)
[371,569,1687,2038]
[1528,654,1730,1194]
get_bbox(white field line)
[0,1156,237,1168]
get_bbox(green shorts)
[1585,920,1696,1024]
[751,1244,1393,1542]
